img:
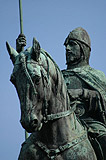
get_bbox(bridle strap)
[43,101,76,123]
[20,53,37,95]
[36,132,87,160]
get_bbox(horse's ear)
[6,41,19,65]
[32,37,40,61]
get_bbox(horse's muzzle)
[20,116,39,132]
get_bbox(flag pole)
[19,0,28,140]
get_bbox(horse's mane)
[41,49,61,73]
[40,48,64,84]
[40,49,69,111]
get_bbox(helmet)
[64,27,91,50]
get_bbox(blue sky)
[1,0,106,159]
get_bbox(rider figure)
[16,28,106,159]
[62,27,106,159]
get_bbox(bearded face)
[65,40,81,66]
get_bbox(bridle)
[12,51,76,123]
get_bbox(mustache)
[66,51,76,56]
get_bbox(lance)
[19,0,29,140]
[19,0,25,51]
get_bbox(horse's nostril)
[31,119,38,128]
[32,119,38,124]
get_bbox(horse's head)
[6,38,65,133]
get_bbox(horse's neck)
[39,115,73,143]
[38,92,78,146]
[38,55,84,146]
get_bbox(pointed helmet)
[64,27,91,51]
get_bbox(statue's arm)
[68,88,99,99]
[68,88,100,111]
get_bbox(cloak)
[62,65,106,123]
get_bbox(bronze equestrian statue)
[6,27,106,159]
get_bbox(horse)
[6,38,97,160]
